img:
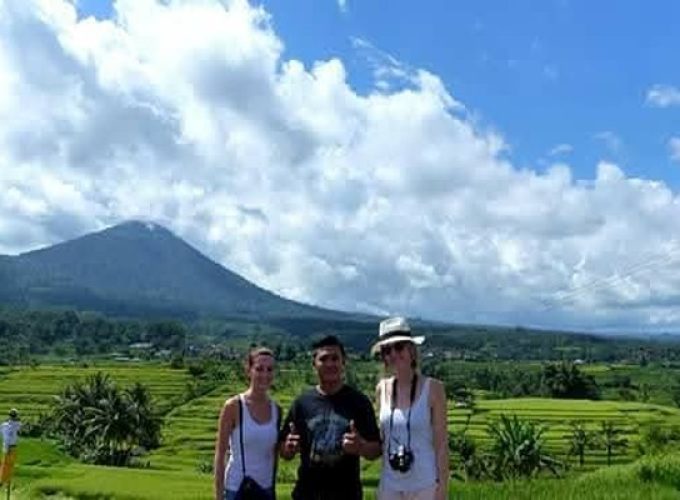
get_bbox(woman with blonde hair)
[214,347,280,500]
[372,317,449,500]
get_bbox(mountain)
[0,221,357,321]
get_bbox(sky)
[2,0,680,332]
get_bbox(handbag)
[235,476,267,500]
[234,396,271,500]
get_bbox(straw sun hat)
[370,316,425,355]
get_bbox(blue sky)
[263,0,680,184]
[75,0,680,187]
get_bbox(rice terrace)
[4,354,680,498]
[4,0,680,499]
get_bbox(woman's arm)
[214,397,238,500]
[430,379,449,500]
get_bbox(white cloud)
[670,137,680,163]
[2,0,680,331]
[351,37,424,95]
[337,0,348,14]
[646,84,680,108]
[548,143,573,156]
[594,131,623,156]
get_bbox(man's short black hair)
[311,335,346,359]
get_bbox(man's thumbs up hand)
[282,421,301,459]
[342,419,364,455]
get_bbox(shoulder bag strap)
[238,395,246,478]
[272,403,281,485]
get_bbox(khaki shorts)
[0,447,17,484]
[378,484,437,500]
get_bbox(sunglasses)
[380,341,409,356]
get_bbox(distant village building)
[129,342,154,350]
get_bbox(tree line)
[5,305,680,364]
[424,360,601,401]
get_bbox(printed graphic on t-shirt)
[307,410,348,467]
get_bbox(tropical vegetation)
[47,372,161,466]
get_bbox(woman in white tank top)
[371,317,449,500]
[213,347,281,500]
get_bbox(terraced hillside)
[3,363,680,498]
[0,363,191,420]
[450,398,680,467]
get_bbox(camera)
[388,444,414,473]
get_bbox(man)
[280,335,381,500]
[0,409,20,487]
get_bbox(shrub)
[486,414,563,480]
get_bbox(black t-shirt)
[280,385,380,500]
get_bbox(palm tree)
[449,387,483,480]
[48,372,161,466]
[541,362,599,399]
[487,414,562,480]
[449,428,485,480]
[600,421,628,466]
[568,421,596,467]
[83,388,135,465]
[125,382,161,450]
[51,386,86,455]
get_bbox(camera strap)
[388,373,418,453]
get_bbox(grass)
[27,464,213,500]
[3,362,680,498]
[16,452,680,499]
[452,453,680,499]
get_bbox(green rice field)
[0,364,192,419]
[0,363,679,498]
[451,398,680,468]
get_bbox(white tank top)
[224,395,278,491]
[379,377,437,492]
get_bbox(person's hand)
[283,422,301,458]
[342,420,364,455]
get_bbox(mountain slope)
[0,221,350,320]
